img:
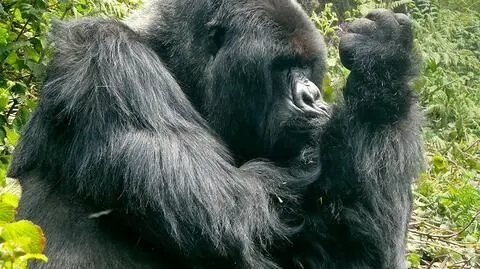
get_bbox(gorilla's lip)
[309,102,332,119]
[289,99,332,119]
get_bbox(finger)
[365,9,399,34]
[339,33,370,52]
[365,9,394,22]
[347,18,376,36]
[394,13,412,26]
[339,33,369,70]
[394,13,413,47]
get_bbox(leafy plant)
[0,191,47,268]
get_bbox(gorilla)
[8,0,423,268]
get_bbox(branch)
[6,98,18,121]
[409,211,480,239]
[15,18,31,42]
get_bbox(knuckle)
[394,13,412,26]
[365,8,393,20]
[340,33,361,45]
[348,18,376,34]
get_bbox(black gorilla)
[8,0,423,268]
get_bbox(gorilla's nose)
[301,81,321,105]
[293,79,330,117]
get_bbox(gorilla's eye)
[272,55,312,71]
[208,26,226,55]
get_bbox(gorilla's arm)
[290,11,423,268]
[339,10,418,124]
[8,19,288,268]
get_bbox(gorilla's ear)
[207,25,226,55]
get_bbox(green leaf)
[24,253,48,262]
[25,46,40,62]
[0,120,6,143]
[13,107,31,132]
[0,168,5,188]
[5,51,19,66]
[18,3,34,19]
[0,193,19,209]
[0,27,8,47]
[4,127,19,145]
[464,234,477,243]
[30,37,43,52]
[407,252,421,267]
[8,82,27,95]
[14,8,24,23]
[17,253,48,265]
[432,154,448,170]
[25,99,37,110]
[0,220,46,254]
[322,75,334,103]
[25,60,45,79]
[466,158,480,171]
[0,203,16,223]
[0,94,9,110]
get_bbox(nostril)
[302,91,315,105]
[311,88,321,102]
[300,84,322,106]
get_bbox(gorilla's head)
[131,0,329,161]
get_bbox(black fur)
[8,0,422,268]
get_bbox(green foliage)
[311,3,349,103]
[0,190,47,268]
[408,1,480,267]
[316,0,480,267]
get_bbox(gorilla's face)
[146,0,329,160]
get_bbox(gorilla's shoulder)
[49,18,138,56]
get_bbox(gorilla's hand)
[339,9,418,124]
[339,9,414,76]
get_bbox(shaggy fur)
[8,1,422,268]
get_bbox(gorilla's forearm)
[343,72,417,124]
[282,11,424,269]
[331,10,423,185]
[300,98,423,268]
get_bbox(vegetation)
[0,0,478,268]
